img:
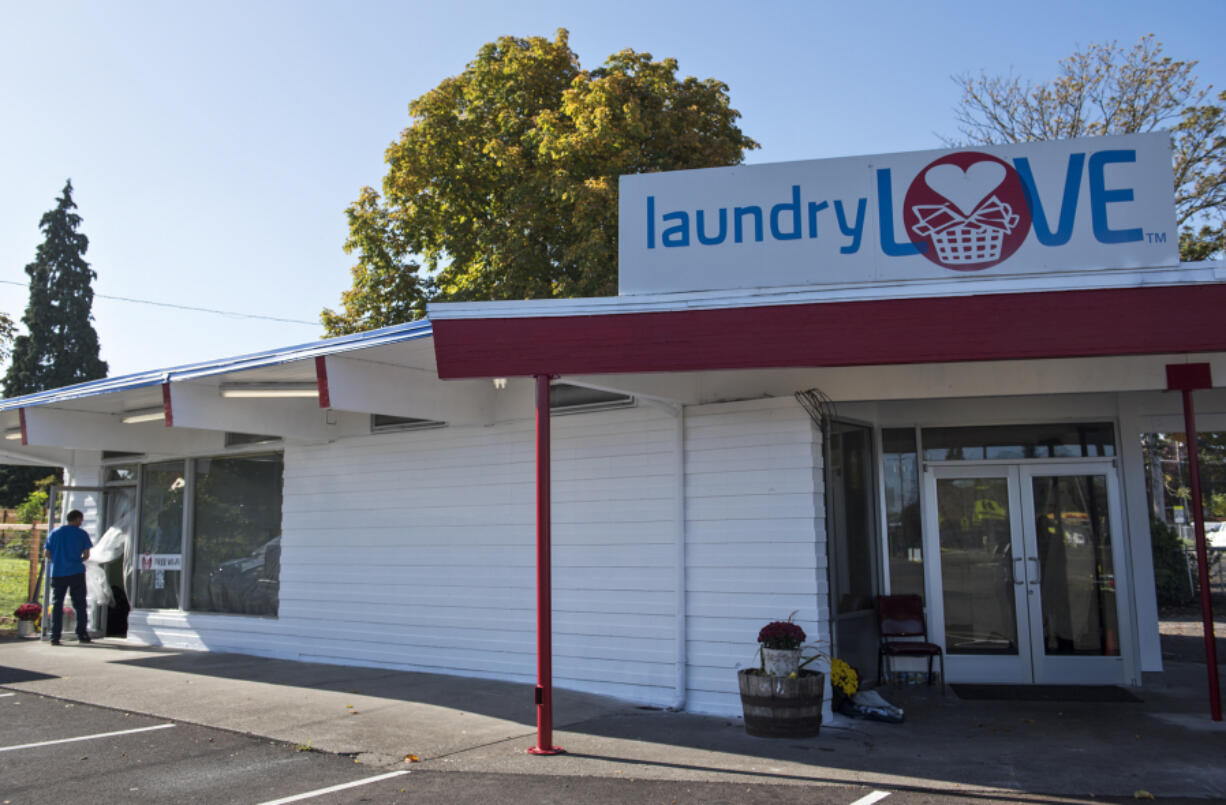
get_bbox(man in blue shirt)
[43,509,93,645]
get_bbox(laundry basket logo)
[903,152,1031,271]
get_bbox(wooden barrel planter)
[737,669,825,738]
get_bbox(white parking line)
[849,792,891,805]
[0,723,175,753]
[255,770,411,804]
[0,693,15,698]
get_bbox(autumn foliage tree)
[323,30,757,335]
[948,35,1226,261]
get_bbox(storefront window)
[190,454,283,617]
[135,461,185,609]
[104,464,138,483]
[883,428,923,597]
[922,423,1115,461]
[829,422,876,614]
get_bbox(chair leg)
[926,655,934,685]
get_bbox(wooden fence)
[0,510,43,603]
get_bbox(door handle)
[1028,556,1042,585]
[1013,557,1025,585]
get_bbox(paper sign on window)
[139,553,183,571]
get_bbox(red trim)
[17,408,27,446]
[1179,388,1223,720]
[161,383,174,427]
[1166,363,1213,391]
[433,284,1226,379]
[315,356,331,408]
[528,374,563,755]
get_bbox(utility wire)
[0,279,319,326]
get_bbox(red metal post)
[528,373,563,754]
[1180,388,1223,721]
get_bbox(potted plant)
[14,603,41,638]
[829,658,859,711]
[757,616,807,676]
[829,658,905,723]
[738,614,827,738]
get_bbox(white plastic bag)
[84,512,130,608]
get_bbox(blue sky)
[1,0,1222,376]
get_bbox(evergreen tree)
[0,180,108,506]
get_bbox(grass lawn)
[0,555,35,626]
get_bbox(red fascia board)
[1167,362,1213,391]
[432,283,1226,379]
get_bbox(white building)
[5,132,1221,720]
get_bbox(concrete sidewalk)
[1,636,1224,801]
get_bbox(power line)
[0,279,319,326]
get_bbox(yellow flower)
[830,658,859,696]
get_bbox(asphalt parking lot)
[3,686,904,805]
[1,689,1214,805]
[4,630,1225,804]
[0,690,402,804]
[0,688,916,805]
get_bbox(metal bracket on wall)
[794,388,836,435]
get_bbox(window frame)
[133,449,284,618]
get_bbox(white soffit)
[0,319,433,413]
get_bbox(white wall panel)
[126,403,690,709]
[119,391,828,719]
[682,397,826,716]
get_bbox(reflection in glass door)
[924,463,1126,684]
[1022,468,1125,684]
[926,468,1030,683]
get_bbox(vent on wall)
[225,432,282,447]
[550,383,634,415]
[370,414,447,433]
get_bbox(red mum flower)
[14,603,42,621]
[758,620,805,649]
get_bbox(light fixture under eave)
[219,382,319,399]
[121,407,166,424]
[4,428,22,441]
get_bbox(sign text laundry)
[618,133,1177,294]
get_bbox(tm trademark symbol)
[1146,231,1167,244]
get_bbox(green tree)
[323,30,757,334]
[0,181,108,506]
[0,315,14,364]
[948,35,1226,261]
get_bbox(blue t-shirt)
[44,524,92,578]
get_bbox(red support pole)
[1180,388,1223,721]
[528,374,563,754]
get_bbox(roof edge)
[427,261,1226,321]
[0,318,433,413]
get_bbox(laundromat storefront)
[0,131,1221,719]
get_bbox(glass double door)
[923,463,1126,684]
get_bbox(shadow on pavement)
[17,632,1220,799]
[111,646,558,726]
[0,664,58,684]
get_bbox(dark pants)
[51,573,88,641]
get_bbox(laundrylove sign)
[617,133,1177,295]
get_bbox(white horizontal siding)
[128,403,683,710]
[121,393,829,719]
[683,397,826,716]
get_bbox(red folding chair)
[877,594,944,690]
